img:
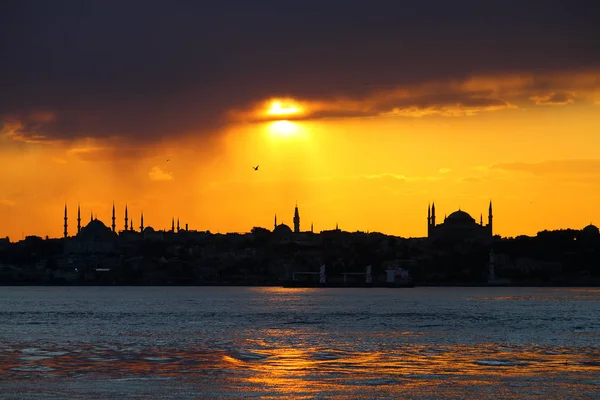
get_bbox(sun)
[269,120,298,137]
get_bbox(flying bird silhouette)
[166,159,170,162]
[253,165,259,171]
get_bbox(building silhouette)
[428,201,493,243]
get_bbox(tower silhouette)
[77,204,81,234]
[140,212,144,232]
[124,204,128,231]
[427,202,437,235]
[111,203,116,232]
[293,203,300,233]
[488,200,493,236]
[63,204,68,238]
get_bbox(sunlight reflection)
[2,341,599,397]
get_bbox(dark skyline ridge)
[5,200,596,241]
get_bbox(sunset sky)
[1,0,600,240]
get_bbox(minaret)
[111,203,116,232]
[124,204,128,231]
[311,222,314,233]
[90,211,93,223]
[431,202,436,226]
[171,217,175,232]
[177,218,180,232]
[427,203,431,236]
[140,212,144,232]
[293,203,300,233]
[488,200,493,236]
[336,222,339,231]
[274,214,277,230]
[130,219,133,231]
[480,213,483,226]
[77,204,81,234]
[63,204,68,238]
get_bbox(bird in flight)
[166,159,170,162]
[253,165,259,171]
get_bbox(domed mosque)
[427,201,493,243]
[578,223,600,244]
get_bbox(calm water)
[0,286,599,399]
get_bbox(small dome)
[445,210,475,224]
[273,223,293,236]
[143,226,155,233]
[582,224,599,235]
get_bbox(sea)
[0,286,599,399]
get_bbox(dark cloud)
[1,0,599,143]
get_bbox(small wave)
[231,352,268,362]
[144,357,174,362]
[113,377,175,381]
[20,356,52,361]
[11,366,56,372]
[88,357,119,362]
[475,359,528,367]
[283,320,321,325]
[309,352,341,361]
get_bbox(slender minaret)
[480,213,483,226]
[111,203,116,232]
[293,203,300,233]
[90,211,93,222]
[488,200,493,236]
[335,222,339,231]
[431,202,436,226]
[171,217,175,232]
[311,222,314,233]
[177,218,180,232]
[124,204,128,231]
[129,219,133,231]
[427,203,431,236]
[185,223,188,231]
[77,204,81,234]
[140,212,144,232]
[274,214,277,230]
[63,204,68,238]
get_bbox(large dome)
[445,210,476,224]
[273,223,293,236]
[78,219,118,240]
[582,224,599,235]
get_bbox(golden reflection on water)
[2,340,598,398]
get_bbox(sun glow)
[268,120,299,137]
[266,100,302,117]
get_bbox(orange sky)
[1,71,600,240]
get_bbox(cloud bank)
[1,0,599,143]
